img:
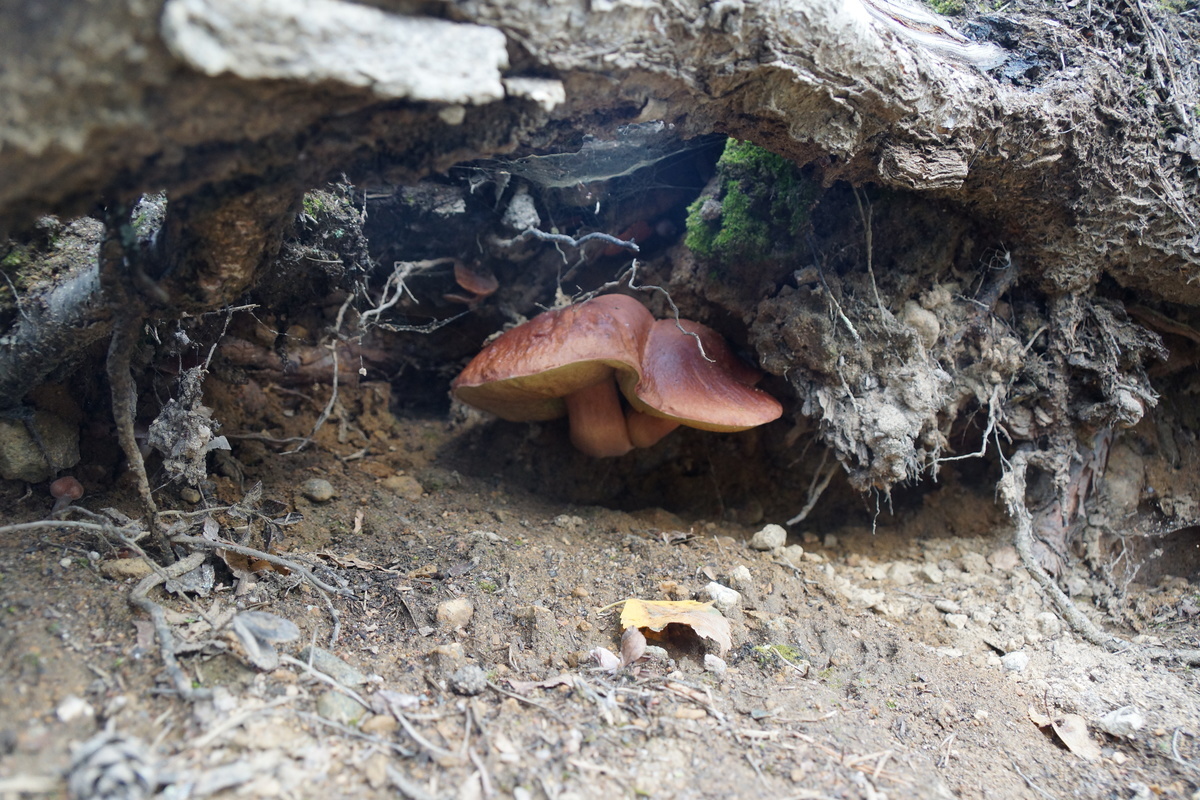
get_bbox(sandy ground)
[0,378,1197,800]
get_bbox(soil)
[1,377,1197,800]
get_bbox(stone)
[944,614,968,630]
[960,552,990,574]
[296,646,369,687]
[1035,612,1062,638]
[360,714,398,736]
[749,524,787,550]
[381,474,424,502]
[900,299,941,349]
[300,478,335,502]
[0,411,80,482]
[916,563,944,584]
[863,565,888,581]
[56,695,94,723]
[704,654,727,677]
[436,597,474,628]
[727,565,753,590]
[1000,651,1029,672]
[1098,706,1144,739]
[934,599,961,614]
[886,562,915,586]
[98,558,154,581]
[161,0,508,104]
[704,582,741,612]
[315,690,367,726]
[448,665,488,696]
[987,546,1020,572]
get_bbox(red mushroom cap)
[50,476,84,501]
[451,295,654,457]
[619,319,782,446]
[49,475,84,514]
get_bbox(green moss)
[684,139,818,267]
[1,246,29,270]
[752,643,808,669]
[302,193,327,217]
[929,0,965,15]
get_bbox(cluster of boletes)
[451,295,782,457]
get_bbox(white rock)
[1000,651,1029,672]
[1035,612,1062,637]
[704,582,742,612]
[863,565,888,581]
[161,0,508,104]
[916,564,944,584]
[944,614,968,630]
[435,597,474,629]
[56,695,94,722]
[886,562,915,586]
[1098,706,1145,738]
[988,546,1020,572]
[780,544,805,566]
[727,565,753,590]
[934,599,961,614]
[704,654,727,677]
[300,478,335,502]
[823,534,839,549]
[901,299,941,348]
[873,599,908,618]
[749,524,787,551]
[960,552,990,574]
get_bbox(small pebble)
[98,558,154,580]
[886,562,916,586]
[360,714,398,735]
[179,487,202,503]
[934,599,961,614]
[944,614,968,630]
[56,695,94,722]
[780,544,805,566]
[704,654,727,677]
[315,690,367,725]
[300,478,335,503]
[704,582,742,612]
[823,534,838,549]
[436,597,475,628]
[296,646,369,687]
[381,474,424,502]
[916,564,944,585]
[987,546,1020,572]
[1000,651,1029,672]
[1098,706,1145,738]
[749,524,787,551]
[727,565,753,590]
[1035,611,1062,637]
[448,665,488,696]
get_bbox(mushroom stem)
[564,379,634,458]
[626,409,681,449]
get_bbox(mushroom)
[444,260,499,306]
[451,295,654,457]
[49,475,84,515]
[620,319,782,448]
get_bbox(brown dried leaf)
[1028,705,1053,728]
[216,548,290,576]
[620,626,647,667]
[619,598,732,655]
[1051,714,1101,761]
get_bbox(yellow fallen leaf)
[1051,714,1101,761]
[617,598,732,655]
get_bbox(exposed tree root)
[1000,447,1200,666]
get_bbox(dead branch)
[129,551,213,701]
